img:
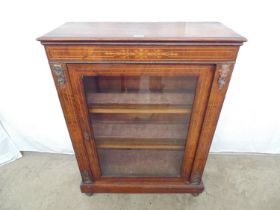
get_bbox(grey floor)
[0,152,279,210]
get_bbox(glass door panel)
[83,75,197,177]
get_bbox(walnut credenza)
[38,22,246,196]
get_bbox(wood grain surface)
[38,22,246,42]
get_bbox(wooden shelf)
[89,105,192,114]
[90,113,190,124]
[95,137,185,150]
[86,92,195,105]
[92,123,188,140]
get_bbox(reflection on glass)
[83,75,197,177]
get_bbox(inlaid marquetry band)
[46,46,239,62]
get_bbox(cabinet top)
[37,22,246,43]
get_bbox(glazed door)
[68,64,214,181]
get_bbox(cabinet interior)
[83,75,197,177]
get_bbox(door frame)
[67,63,214,184]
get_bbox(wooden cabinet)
[38,22,246,195]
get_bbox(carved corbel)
[51,63,65,86]
[218,64,231,90]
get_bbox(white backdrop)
[0,0,280,161]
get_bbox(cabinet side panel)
[49,63,93,182]
[190,64,234,184]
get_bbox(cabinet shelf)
[86,92,195,105]
[95,137,185,150]
[92,123,188,139]
[90,113,189,124]
[89,105,192,114]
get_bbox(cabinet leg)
[191,193,200,197]
[85,192,93,196]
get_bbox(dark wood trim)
[41,41,244,46]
